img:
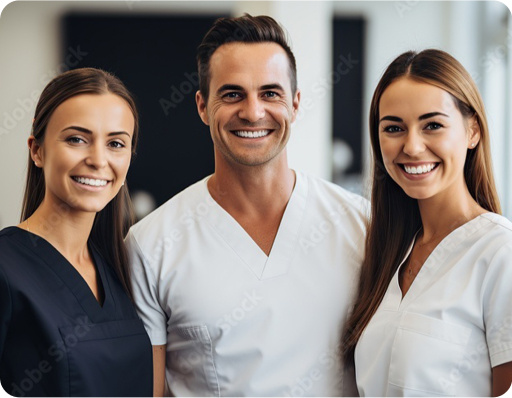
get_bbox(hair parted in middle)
[341,48,501,361]
[21,67,139,298]
[196,13,297,100]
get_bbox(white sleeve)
[126,229,168,345]
[483,242,512,367]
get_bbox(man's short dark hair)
[197,14,297,100]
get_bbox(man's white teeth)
[234,130,270,138]
[404,163,437,175]
[73,177,108,187]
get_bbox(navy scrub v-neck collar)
[10,227,115,323]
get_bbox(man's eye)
[383,125,402,133]
[224,92,242,100]
[264,91,278,98]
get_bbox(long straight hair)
[341,49,501,359]
[20,67,139,297]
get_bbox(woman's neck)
[417,185,486,244]
[20,198,95,265]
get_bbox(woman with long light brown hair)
[0,68,152,396]
[342,49,512,396]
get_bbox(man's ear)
[196,90,209,125]
[290,89,301,123]
[28,136,43,167]
[467,115,481,149]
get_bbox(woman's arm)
[153,344,167,397]
[493,362,512,397]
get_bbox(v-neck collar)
[11,227,114,322]
[202,171,308,280]
[387,214,487,311]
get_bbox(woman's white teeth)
[404,163,437,175]
[73,177,108,187]
[235,130,270,138]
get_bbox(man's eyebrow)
[418,112,449,120]
[217,84,244,94]
[260,83,285,91]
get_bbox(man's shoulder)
[299,171,369,213]
[129,176,209,237]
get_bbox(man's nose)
[238,95,265,122]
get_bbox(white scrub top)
[355,213,512,397]
[127,171,368,396]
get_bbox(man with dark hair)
[128,14,367,396]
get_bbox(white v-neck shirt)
[127,171,368,396]
[355,213,512,397]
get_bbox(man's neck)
[208,156,295,217]
[207,154,296,256]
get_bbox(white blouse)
[355,213,512,397]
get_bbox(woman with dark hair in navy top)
[0,68,152,397]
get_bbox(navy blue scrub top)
[0,227,153,397]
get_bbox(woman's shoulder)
[0,226,25,252]
[480,213,512,237]
[0,226,21,238]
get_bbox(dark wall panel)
[332,18,365,175]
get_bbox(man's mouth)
[232,129,272,138]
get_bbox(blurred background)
[0,0,510,227]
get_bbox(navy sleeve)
[0,266,12,360]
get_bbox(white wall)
[0,1,510,228]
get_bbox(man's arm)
[153,345,167,397]
[493,362,512,397]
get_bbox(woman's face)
[378,78,479,201]
[32,93,135,215]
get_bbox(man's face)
[196,42,300,169]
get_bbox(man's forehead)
[208,42,292,89]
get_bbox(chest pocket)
[167,324,220,397]
[387,312,472,397]
[58,318,152,397]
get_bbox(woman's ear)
[467,115,481,149]
[28,136,43,167]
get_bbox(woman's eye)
[66,136,86,144]
[109,141,125,149]
[383,125,402,133]
[425,122,443,130]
